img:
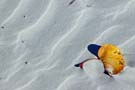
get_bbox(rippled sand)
[0,0,135,90]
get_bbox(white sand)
[0,0,135,90]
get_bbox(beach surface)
[0,0,135,90]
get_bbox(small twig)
[69,0,76,5]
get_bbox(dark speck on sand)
[1,26,4,29]
[25,61,28,64]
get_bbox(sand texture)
[0,0,135,90]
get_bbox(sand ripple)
[0,0,135,90]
